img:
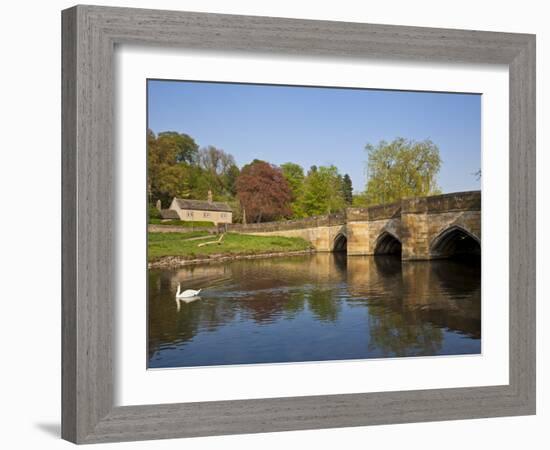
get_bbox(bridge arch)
[430,225,480,258]
[374,230,402,256]
[333,232,347,252]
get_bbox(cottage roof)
[159,209,180,219]
[174,198,232,213]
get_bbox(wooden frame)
[62,5,536,444]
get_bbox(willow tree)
[364,138,442,205]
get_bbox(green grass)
[148,230,211,242]
[148,232,312,261]
[149,219,215,227]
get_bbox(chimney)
[207,190,213,204]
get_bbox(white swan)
[176,283,202,299]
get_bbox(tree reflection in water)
[148,253,481,367]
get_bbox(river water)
[148,253,481,368]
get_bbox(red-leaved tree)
[236,160,292,223]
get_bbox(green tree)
[147,130,240,205]
[198,145,238,197]
[352,192,369,207]
[155,164,193,203]
[342,174,353,204]
[198,145,236,176]
[148,130,193,205]
[281,162,305,217]
[364,138,442,205]
[157,131,199,164]
[300,165,346,216]
[224,164,241,197]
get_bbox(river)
[148,253,481,368]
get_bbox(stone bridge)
[227,191,481,260]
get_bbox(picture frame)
[61,4,536,444]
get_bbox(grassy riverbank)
[148,231,313,261]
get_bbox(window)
[203,212,210,217]
[221,213,226,218]
[187,212,193,217]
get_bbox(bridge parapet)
[347,202,401,222]
[401,191,481,214]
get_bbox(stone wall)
[148,225,217,234]
[230,224,346,252]
[227,213,346,252]
[227,212,345,233]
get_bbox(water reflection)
[175,296,201,311]
[148,254,480,368]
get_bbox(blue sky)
[147,80,481,194]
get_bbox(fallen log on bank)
[197,233,225,247]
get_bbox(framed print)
[61,5,536,444]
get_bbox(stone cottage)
[168,190,232,225]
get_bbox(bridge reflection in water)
[148,253,481,368]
